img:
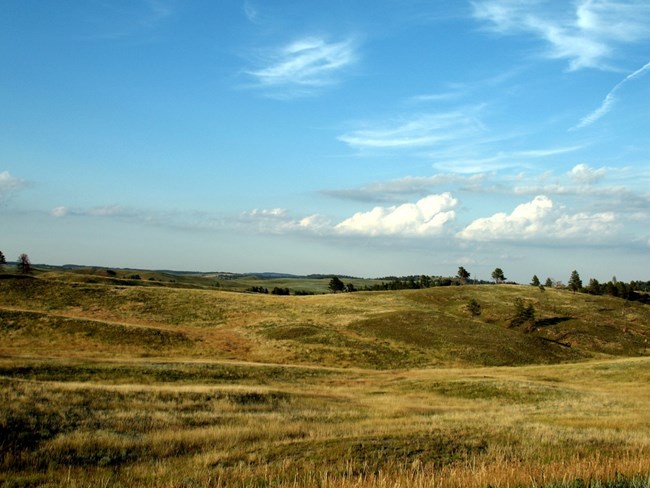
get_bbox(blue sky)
[1,0,649,282]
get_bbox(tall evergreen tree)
[568,270,582,293]
[586,278,601,295]
[530,275,540,287]
[0,250,6,272]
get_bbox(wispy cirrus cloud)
[472,0,650,70]
[322,174,486,203]
[338,110,484,150]
[246,36,358,97]
[51,204,151,221]
[431,145,583,173]
[338,103,583,174]
[243,1,260,23]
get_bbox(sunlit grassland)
[1,276,649,486]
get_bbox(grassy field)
[1,272,649,487]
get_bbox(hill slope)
[1,276,647,368]
[1,274,650,487]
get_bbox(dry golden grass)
[1,275,649,486]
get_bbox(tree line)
[0,251,31,274]
[526,270,649,304]
[3,250,646,303]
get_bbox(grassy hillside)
[28,265,383,293]
[1,273,649,487]
[1,276,647,367]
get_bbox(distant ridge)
[49,264,362,280]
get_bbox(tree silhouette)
[457,266,470,285]
[568,270,582,293]
[328,276,345,293]
[491,268,506,284]
[586,278,601,295]
[530,275,540,287]
[17,253,31,274]
[0,250,6,272]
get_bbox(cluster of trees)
[583,278,648,303]
[328,276,357,293]
[457,266,512,285]
[362,275,448,291]
[358,266,649,305]
[246,286,270,294]
[530,270,649,304]
[245,286,296,295]
[359,272,503,292]
[330,274,496,292]
[0,251,31,274]
[510,297,536,329]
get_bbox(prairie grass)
[1,275,649,486]
[1,356,649,486]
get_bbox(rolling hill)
[1,271,649,487]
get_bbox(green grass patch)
[0,359,334,385]
[0,309,192,349]
[422,378,575,403]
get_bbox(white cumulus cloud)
[569,163,606,184]
[335,193,458,237]
[458,195,617,241]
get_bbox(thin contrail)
[573,60,650,129]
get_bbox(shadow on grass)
[535,317,573,328]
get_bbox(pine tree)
[530,275,540,287]
[568,270,582,293]
[510,298,535,328]
[491,268,506,284]
[586,278,601,295]
[0,250,6,272]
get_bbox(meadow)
[0,269,649,487]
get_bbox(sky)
[1,0,649,283]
